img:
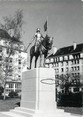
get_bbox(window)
[45,64,49,68]
[66,74,69,77]
[55,58,57,62]
[56,58,58,61]
[56,57,59,62]
[0,56,2,61]
[50,58,54,62]
[6,48,9,54]
[9,83,13,88]
[76,66,79,71]
[60,56,63,61]
[9,74,12,76]
[55,69,59,73]
[9,66,12,69]
[73,60,75,64]
[55,63,59,67]
[80,53,83,58]
[71,60,79,65]
[5,57,8,62]
[50,64,52,68]
[4,41,8,45]
[53,63,56,67]
[10,58,12,62]
[45,59,49,63]
[74,67,76,71]
[74,88,79,92]
[65,61,68,66]
[64,56,68,60]
[6,65,8,69]
[71,67,73,71]
[77,54,80,59]
[58,57,60,61]
[0,46,2,52]
[18,67,21,72]
[72,73,74,76]
[61,68,64,72]
[55,75,59,78]
[61,62,64,66]
[66,67,69,72]
[69,55,73,59]
[18,59,21,64]
[18,75,21,78]
[76,60,79,64]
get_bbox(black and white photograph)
[0,0,82,117]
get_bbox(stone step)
[70,113,82,117]
[0,112,11,117]
[15,108,81,117]
[0,108,81,117]
[0,112,79,117]
[10,109,33,117]
[15,107,35,114]
[15,107,64,114]
[13,109,77,117]
[0,111,26,117]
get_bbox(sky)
[0,0,82,51]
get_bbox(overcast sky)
[0,0,82,50]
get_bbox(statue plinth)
[20,68,64,117]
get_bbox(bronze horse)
[29,34,53,69]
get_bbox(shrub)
[8,91,18,98]
[0,86,4,96]
[57,92,82,107]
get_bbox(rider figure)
[33,28,44,52]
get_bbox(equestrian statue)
[28,28,53,69]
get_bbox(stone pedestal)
[21,68,58,116]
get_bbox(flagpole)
[43,17,48,35]
[46,16,48,35]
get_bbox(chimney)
[73,42,77,50]
[53,46,57,55]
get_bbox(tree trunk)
[3,77,7,100]
[3,83,6,100]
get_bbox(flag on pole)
[44,20,47,32]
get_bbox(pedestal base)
[18,68,75,117]
[21,68,56,111]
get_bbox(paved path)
[0,113,10,117]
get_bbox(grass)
[0,97,20,112]
[58,106,83,115]
[0,97,82,116]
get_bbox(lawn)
[58,106,83,115]
[0,97,82,116]
[0,98,20,112]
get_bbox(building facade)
[0,29,27,94]
[45,43,83,93]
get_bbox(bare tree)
[0,9,24,40]
[56,73,81,94]
[0,40,27,100]
[0,9,25,100]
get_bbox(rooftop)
[0,29,23,44]
[49,43,83,58]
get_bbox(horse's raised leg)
[43,52,48,67]
[35,56,38,68]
